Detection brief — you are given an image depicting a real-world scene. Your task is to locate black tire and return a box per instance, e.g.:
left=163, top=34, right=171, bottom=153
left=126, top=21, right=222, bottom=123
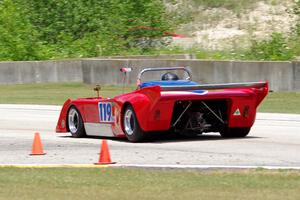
left=220, top=127, right=251, bottom=138
left=67, top=106, right=86, bottom=138
left=123, top=105, right=145, bottom=142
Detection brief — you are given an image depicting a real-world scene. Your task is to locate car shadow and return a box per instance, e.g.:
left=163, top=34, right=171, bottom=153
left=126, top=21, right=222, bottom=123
left=143, top=133, right=262, bottom=144
left=58, top=133, right=263, bottom=144
left=58, top=135, right=128, bottom=142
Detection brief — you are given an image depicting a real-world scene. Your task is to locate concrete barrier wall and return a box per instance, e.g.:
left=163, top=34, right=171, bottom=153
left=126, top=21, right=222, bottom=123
left=0, top=58, right=299, bottom=91
left=82, top=59, right=296, bottom=91
left=0, top=60, right=82, bottom=84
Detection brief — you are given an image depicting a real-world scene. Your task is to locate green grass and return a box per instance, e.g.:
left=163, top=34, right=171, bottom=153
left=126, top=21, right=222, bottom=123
left=0, top=167, right=299, bottom=200
left=258, top=92, right=300, bottom=114
left=0, top=82, right=135, bottom=105
left=0, top=82, right=299, bottom=114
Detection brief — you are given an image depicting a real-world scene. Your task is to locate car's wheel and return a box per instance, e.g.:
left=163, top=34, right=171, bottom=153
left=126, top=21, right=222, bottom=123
left=123, top=105, right=145, bottom=142
left=220, top=127, right=251, bottom=138
left=68, top=106, right=86, bottom=138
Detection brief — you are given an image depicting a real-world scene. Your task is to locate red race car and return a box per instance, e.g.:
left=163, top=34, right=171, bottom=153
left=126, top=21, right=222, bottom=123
left=56, top=67, right=268, bottom=142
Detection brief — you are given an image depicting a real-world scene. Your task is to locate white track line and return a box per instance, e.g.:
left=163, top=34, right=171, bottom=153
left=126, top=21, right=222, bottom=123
left=0, top=164, right=109, bottom=168
left=1, top=164, right=300, bottom=170
left=114, top=164, right=300, bottom=170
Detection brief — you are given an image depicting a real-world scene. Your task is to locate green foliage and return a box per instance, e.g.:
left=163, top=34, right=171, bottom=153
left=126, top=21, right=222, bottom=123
left=0, top=0, right=46, bottom=61
left=0, top=0, right=298, bottom=61
left=0, top=0, right=172, bottom=60
left=245, top=33, right=294, bottom=61
left=289, top=1, right=300, bottom=58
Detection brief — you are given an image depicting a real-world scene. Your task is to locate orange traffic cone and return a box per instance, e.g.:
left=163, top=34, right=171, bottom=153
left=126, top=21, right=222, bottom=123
left=95, top=140, right=116, bottom=165
left=30, top=132, right=46, bottom=155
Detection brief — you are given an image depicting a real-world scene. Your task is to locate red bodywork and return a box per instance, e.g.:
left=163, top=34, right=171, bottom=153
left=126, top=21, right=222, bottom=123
left=56, top=82, right=268, bottom=138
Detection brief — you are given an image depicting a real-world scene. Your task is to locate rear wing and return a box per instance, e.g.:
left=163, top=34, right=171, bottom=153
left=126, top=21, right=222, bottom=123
left=160, top=81, right=268, bottom=91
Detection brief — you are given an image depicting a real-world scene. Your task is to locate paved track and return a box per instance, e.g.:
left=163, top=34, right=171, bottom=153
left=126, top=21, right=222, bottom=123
left=0, top=104, right=299, bottom=168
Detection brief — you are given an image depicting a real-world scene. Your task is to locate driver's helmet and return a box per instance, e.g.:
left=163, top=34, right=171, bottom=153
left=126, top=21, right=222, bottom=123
left=161, top=72, right=179, bottom=81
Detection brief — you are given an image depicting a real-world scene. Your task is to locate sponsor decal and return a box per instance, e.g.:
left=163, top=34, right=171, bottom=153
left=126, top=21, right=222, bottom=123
left=192, top=90, right=208, bottom=95
left=98, top=102, right=114, bottom=122
left=233, top=108, right=241, bottom=116
left=161, top=90, right=208, bottom=95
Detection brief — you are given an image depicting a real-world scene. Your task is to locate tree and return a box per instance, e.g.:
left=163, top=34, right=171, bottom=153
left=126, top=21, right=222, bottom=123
left=0, top=0, right=45, bottom=60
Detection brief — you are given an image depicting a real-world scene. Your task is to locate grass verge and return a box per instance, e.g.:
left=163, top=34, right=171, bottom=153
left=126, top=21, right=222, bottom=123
left=0, top=82, right=299, bottom=114
left=258, top=92, right=300, bottom=114
left=0, top=82, right=135, bottom=105
left=0, top=167, right=299, bottom=200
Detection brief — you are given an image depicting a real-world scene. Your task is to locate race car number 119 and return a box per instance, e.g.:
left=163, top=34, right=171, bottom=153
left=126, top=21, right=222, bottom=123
left=99, top=102, right=114, bottom=123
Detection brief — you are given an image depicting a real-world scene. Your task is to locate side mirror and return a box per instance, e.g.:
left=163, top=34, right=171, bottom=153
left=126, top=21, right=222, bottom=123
left=120, top=67, right=132, bottom=73
left=120, top=67, right=133, bottom=93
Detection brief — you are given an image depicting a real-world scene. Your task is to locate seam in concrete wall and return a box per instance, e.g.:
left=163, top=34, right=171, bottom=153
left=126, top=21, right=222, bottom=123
left=293, top=61, right=300, bottom=91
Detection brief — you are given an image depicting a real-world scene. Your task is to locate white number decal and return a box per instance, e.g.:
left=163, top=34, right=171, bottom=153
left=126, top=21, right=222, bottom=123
left=99, top=102, right=114, bottom=122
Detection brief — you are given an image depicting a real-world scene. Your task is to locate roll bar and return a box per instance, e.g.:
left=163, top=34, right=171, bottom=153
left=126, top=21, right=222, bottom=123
left=137, top=67, right=192, bottom=84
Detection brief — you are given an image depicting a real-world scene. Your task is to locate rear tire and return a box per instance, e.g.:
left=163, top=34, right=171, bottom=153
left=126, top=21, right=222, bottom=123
left=220, top=127, right=251, bottom=138
left=123, top=105, right=145, bottom=142
left=67, top=106, right=86, bottom=138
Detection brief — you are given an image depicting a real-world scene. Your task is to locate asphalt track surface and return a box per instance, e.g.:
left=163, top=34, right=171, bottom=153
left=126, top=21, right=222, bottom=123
left=0, top=104, right=300, bottom=169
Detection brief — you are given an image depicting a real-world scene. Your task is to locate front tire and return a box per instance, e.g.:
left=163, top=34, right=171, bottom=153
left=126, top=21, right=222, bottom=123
left=68, top=106, right=86, bottom=138
left=123, top=105, right=145, bottom=142
left=220, top=127, right=251, bottom=138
